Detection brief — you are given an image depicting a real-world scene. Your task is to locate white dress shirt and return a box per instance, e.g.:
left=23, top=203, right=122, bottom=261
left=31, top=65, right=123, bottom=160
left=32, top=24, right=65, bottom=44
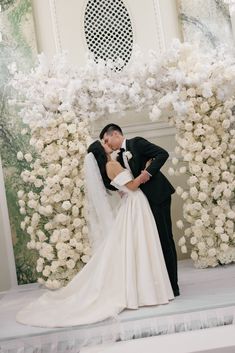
left=121, top=139, right=131, bottom=171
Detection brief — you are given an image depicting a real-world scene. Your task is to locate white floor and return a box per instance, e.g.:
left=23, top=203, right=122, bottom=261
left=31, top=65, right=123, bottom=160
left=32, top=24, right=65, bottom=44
left=1, top=260, right=235, bottom=351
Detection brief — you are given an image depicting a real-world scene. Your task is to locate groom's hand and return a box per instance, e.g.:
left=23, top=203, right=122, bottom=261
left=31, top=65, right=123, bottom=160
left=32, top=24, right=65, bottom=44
left=140, top=170, right=150, bottom=184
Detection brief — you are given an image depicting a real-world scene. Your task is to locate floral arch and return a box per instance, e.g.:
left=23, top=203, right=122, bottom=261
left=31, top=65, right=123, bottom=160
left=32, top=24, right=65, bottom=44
left=11, top=40, right=235, bottom=288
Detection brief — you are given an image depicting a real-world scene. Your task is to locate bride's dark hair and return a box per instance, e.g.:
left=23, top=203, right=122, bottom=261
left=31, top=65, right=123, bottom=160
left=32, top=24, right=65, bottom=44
left=87, top=140, right=116, bottom=191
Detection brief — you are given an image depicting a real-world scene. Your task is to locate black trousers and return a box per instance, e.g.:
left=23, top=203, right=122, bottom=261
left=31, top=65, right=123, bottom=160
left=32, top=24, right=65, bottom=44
left=149, top=196, right=179, bottom=293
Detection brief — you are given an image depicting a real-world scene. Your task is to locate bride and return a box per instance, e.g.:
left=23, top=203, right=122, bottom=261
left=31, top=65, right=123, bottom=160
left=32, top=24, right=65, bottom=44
left=16, top=140, right=174, bottom=328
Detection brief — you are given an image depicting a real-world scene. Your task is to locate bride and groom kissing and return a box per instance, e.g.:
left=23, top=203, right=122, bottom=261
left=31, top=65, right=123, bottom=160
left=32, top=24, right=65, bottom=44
left=16, top=123, right=179, bottom=328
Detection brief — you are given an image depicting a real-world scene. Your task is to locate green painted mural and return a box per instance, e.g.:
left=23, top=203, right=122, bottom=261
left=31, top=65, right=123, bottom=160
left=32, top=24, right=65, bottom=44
left=0, top=0, right=38, bottom=284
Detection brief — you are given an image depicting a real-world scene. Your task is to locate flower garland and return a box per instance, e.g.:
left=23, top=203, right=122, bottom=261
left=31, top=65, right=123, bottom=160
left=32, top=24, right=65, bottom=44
left=147, top=42, right=235, bottom=267
left=11, top=41, right=235, bottom=288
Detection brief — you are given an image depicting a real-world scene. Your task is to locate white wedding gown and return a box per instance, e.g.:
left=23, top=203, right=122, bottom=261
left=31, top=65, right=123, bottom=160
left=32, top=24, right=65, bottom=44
left=16, top=170, right=174, bottom=328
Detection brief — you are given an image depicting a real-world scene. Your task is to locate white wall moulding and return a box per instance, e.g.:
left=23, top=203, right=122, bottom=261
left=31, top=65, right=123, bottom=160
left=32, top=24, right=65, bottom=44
left=224, top=0, right=235, bottom=42
left=44, top=0, right=169, bottom=66
left=152, top=0, right=166, bottom=53
left=49, top=0, right=62, bottom=53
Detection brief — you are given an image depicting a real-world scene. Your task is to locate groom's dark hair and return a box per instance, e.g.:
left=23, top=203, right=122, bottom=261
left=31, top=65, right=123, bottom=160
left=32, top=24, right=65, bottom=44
left=99, top=123, right=123, bottom=140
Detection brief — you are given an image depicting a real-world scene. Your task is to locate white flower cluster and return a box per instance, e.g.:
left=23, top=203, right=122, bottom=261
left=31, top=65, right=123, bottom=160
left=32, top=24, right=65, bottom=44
left=17, top=113, right=93, bottom=289
left=10, top=52, right=153, bottom=128
left=146, top=41, right=235, bottom=268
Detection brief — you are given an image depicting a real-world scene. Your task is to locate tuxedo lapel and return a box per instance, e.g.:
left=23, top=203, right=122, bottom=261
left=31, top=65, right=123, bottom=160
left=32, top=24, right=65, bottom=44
left=126, top=139, right=137, bottom=176
left=117, top=151, right=125, bottom=168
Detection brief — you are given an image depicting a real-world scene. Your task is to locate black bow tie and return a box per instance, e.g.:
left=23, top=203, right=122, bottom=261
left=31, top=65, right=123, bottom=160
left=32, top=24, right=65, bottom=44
left=118, top=148, right=125, bottom=155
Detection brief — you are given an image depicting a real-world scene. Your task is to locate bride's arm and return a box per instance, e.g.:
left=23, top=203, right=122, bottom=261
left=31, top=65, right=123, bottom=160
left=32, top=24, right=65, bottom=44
left=106, top=161, right=143, bottom=191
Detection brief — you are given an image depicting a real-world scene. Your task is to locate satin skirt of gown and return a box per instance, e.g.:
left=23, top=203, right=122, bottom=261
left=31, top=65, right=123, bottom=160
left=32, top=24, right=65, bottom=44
left=16, top=170, right=174, bottom=327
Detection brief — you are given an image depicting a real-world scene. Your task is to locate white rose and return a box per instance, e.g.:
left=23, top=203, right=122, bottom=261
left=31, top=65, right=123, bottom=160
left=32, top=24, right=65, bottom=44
left=220, top=243, right=229, bottom=251
left=208, top=248, right=216, bottom=257
left=35, top=179, right=43, bottom=188
left=61, top=177, right=72, bottom=187
left=188, top=176, right=198, bottom=185
left=215, top=219, right=223, bottom=227
left=18, top=200, right=25, bottom=207
left=220, top=233, right=229, bottom=242
left=62, top=201, right=72, bottom=211
left=184, top=153, right=193, bottom=162
left=28, top=200, right=38, bottom=209
left=198, top=192, right=207, bottom=202
left=200, top=102, right=210, bottom=113
left=207, top=238, right=214, bottom=247
left=60, top=228, right=70, bottom=241
left=81, top=255, right=90, bottom=263
left=178, top=236, right=186, bottom=246
left=223, top=189, right=232, bottom=198
left=57, top=249, right=67, bottom=260
left=176, top=186, right=183, bottom=195
left=172, top=157, right=179, bottom=165
left=73, top=218, right=82, bottom=228
left=72, top=206, right=79, bottom=217
left=187, top=88, right=196, bottom=97
left=42, top=267, right=51, bottom=277
left=226, top=220, right=234, bottom=229
left=222, top=119, right=230, bottom=129
left=168, top=167, right=175, bottom=176
left=66, top=259, right=75, bottom=269
left=82, top=225, right=88, bottom=235
left=190, top=236, right=197, bottom=245
left=55, top=214, right=68, bottom=223
left=227, top=211, right=235, bottom=219
left=20, top=221, right=26, bottom=230
left=17, top=190, right=24, bottom=198
left=215, top=226, right=224, bottom=234
left=198, top=241, right=206, bottom=250
left=58, top=149, right=67, bottom=158
left=191, top=251, right=198, bottom=261
left=200, top=180, right=208, bottom=190
left=181, top=192, right=189, bottom=200
left=176, top=220, right=184, bottom=229
left=68, top=124, right=77, bottom=134
left=76, top=243, right=84, bottom=252
left=181, top=245, right=187, bottom=253
left=179, top=166, right=187, bottom=174
left=24, top=153, right=33, bottom=162
left=190, top=187, right=198, bottom=199
left=17, top=151, right=24, bottom=160
left=45, top=205, right=53, bottom=215
left=201, top=214, right=210, bottom=223
left=150, top=106, right=161, bottom=122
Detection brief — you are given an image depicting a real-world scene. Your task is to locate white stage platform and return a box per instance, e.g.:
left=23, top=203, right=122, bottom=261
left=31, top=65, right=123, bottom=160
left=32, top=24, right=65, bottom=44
left=81, top=325, right=235, bottom=353
left=0, top=260, right=235, bottom=353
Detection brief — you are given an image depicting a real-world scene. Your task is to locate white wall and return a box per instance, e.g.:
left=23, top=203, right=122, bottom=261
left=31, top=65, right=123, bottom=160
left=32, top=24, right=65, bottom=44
left=0, top=0, right=186, bottom=291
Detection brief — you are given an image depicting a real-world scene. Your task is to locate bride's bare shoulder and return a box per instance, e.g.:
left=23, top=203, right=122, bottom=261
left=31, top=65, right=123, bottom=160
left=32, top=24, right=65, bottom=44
left=106, top=160, right=124, bottom=180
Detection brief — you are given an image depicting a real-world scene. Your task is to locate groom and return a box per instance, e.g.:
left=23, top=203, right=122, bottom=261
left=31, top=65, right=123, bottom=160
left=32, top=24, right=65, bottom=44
left=100, top=123, right=179, bottom=297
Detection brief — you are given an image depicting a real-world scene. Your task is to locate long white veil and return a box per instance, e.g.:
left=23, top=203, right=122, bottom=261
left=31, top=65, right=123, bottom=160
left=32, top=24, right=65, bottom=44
left=84, top=152, right=115, bottom=253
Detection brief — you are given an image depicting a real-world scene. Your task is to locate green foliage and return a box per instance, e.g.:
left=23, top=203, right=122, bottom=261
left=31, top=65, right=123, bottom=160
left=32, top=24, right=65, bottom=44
left=0, top=0, right=38, bottom=284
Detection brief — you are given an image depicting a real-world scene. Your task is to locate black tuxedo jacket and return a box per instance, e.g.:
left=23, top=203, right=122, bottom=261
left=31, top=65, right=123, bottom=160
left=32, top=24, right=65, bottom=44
left=117, top=137, right=175, bottom=206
